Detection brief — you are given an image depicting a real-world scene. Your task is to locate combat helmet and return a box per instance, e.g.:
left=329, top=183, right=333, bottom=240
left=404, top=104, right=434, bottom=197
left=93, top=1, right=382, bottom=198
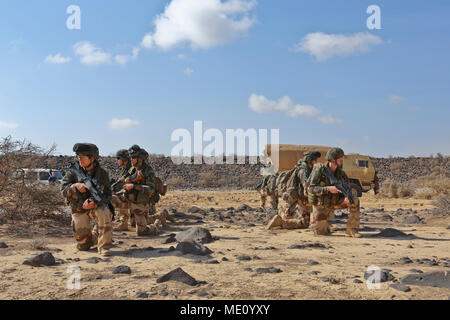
left=116, top=149, right=130, bottom=160
left=325, top=148, right=344, bottom=161
left=128, top=145, right=149, bottom=159
left=302, top=151, right=321, bottom=163
left=73, top=143, right=99, bottom=161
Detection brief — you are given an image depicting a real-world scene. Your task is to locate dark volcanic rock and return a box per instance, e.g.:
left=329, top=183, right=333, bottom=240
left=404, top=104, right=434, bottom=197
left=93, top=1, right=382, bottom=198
left=389, top=284, right=411, bottom=292
left=136, top=292, right=149, bottom=298
left=23, top=252, right=56, bottom=267
left=112, top=265, right=131, bottom=274
left=402, top=215, right=422, bottom=224
left=400, top=257, right=413, bottom=264
left=205, top=259, right=219, bottom=264
left=371, top=228, right=415, bottom=238
left=157, top=267, right=198, bottom=286
left=158, top=246, right=176, bottom=253
left=0, top=242, right=8, bottom=248
left=288, top=242, right=331, bottom=250
left=255, top=267, right=282, bottom=274
left=364, top=269, right=395, bottom=283
left=188, top=206, right=201, bottom=213
left=176, top=241, right=213, bottom=256
left=237, top=255, right=252, bottom=261
left=307, top=260, right=320, bottom=266
left=86, top=257, right=102, bottom=264
left=175, top=227, right=213, bottom=244
left=400, top=271, right=450, bottom=289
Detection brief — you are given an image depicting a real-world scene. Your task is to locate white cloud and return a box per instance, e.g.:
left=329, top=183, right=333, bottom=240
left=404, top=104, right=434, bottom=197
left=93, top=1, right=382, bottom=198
left=174, top=53, right=187, bottom=60
left=141, top=0, right=257, bottom=50
left=115, top=47, right=140, bottom=65
left=45, top=53, right=71, bottom=64
left=249, top=94, right=340, bottom=124
left=317, top=115, right=343, bottom=124
left=387, top=94, right=404, bottom=104
left=0, top=121, right=18, bottom=129
left=295, top=32, right=383, bottom=61
left=108, top=118, right=141, bottom=129
left=74, top=41, right=111, bottom=66
left=184, top=67, right=194, bottom=75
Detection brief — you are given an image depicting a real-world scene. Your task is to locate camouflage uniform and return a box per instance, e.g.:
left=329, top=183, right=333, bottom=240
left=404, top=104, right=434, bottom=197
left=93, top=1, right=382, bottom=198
left=268, top=152, right=320, bottom=230
left=307, top=148, right=361, bottom=237
left=61, top=144, right=113, bottom=256
left=111, top=146, right=161, bottom=236
left=113, top=150, right=133, bottom=231
left=259, top=174, right=279, bottom=209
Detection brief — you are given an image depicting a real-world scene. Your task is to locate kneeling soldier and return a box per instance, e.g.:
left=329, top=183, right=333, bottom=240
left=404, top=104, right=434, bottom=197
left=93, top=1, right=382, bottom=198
left=307, top=148, right=362, bottom=238
left=61, top=143, right=114, bottom=256
left=112, top=145, right=162, bottom=236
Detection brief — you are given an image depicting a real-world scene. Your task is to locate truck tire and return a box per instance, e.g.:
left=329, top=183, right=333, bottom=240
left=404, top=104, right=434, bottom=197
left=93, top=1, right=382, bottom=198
left=349, top=183, right=362, bottom=198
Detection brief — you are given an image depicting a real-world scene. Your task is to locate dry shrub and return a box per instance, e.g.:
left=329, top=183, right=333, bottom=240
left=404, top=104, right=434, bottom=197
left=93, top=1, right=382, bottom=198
left=199, top=172, right=215, bottom=187
left=432, top=195, right=450, bottom=214
left=390, top=162, right=403, bottom=172
left=0, top=136, right=58, bottom=220
left=166, top=176, right=184, bottom=188
left=30, top=239, right=48, bottom=250
left=411, top=174, right=450, bottom=199
left=379, top=179, right=412, bottom=198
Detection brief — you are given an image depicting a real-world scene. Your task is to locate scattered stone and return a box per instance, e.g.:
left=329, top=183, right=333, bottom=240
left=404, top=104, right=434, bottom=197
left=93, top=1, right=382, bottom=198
left=86, top=257, right=101, bottom=264
left=73, top=258, right=80, bottom=262
left=402, top=215, right=422, bottom=224
left=236, top=204, right=251, bottom=212
left=244, top=267, right=253, bottom=272
left=112, top=265, right=131, bottom=275
left=364, top=269, right=395, bottom=283
left=23, top=252, right=56, bottom=267
left=205, top=259, right=219, bottom=264
left=289, top=242, right=331, bottom=250
left=409, top=269, right=424, bottom=274
left=407, top=244, right=414, bottom=249
left=144, top=246, right=155, bottom=251
left=159, top=290, right=169, bottom=296
left=136, top=292, right=148, bottom=299
left=353, top=279, right=363, bottom=284
left=389, top=284, right=411, bottom=292
left=307, top=260, right=320, bottom=266
left=158, top=246, right=176, bottom=253
left=162, top=235, right=177, bottom=244
left=176, top=241, right=212, bottom=256
left=0, top=242, right=8, bottom=248
left=309, top=271, right=320, bottom=275
left=400, top=257, right=413, bottom=264
left=197, top=289, right=208, bottom=297
left=372, top=228, right=415, bottom=238
left=175, top=227, right=213, bottom=244
left=237, top=255, right=252, bottom=261
left=221, top=257, right=229, bottom=261
left=130, top=244, right=138, bottom=248
left=321, top=277, right=330, bottom=282
left=255, top=267, right=282, bottom=274
left=156, top=267, right=198, bottom=286
left=188, top=206, right=201, bottom=213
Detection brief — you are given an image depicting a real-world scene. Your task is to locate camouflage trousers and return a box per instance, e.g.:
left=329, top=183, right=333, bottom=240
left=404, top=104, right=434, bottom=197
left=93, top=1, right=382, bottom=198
left=310, top=197, right=360, bottom=235
left=112, top=195, right=161, bottom=236
left=277, top=195, right=310, bottom=229
left=260, top=190, right=278, bottom=209
left=71, top=206, right=112, bottom=254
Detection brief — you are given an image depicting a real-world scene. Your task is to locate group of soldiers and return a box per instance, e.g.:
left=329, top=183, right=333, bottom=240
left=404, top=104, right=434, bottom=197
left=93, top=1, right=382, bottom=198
left=260, top=148, right=362, bottom=238
left=61, top=143, right=170, bottom=257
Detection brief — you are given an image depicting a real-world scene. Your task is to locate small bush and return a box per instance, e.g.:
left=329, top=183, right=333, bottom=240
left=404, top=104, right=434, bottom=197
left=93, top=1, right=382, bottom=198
left=390, top=162, right=403, bottom=172
left=199, top=172, right=215, bottom=187
left=166, top=176, right=184, bottom=188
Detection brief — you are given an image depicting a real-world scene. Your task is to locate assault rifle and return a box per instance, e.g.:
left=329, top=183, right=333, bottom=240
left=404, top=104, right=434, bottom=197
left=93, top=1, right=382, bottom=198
left=69, top=162, right=116, bottom=220
left=322, top=165, right=355, bottom=204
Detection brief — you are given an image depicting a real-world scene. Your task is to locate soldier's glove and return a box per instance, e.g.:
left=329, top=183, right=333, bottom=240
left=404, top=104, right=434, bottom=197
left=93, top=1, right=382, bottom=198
left=83, top=198, right=96, bottom=210
left=73, top=183, right=90, bottom=193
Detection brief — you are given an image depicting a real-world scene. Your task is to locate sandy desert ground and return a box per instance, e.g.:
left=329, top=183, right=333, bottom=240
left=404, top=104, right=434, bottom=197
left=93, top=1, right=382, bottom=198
left=0, top=190, right=449, bottom=300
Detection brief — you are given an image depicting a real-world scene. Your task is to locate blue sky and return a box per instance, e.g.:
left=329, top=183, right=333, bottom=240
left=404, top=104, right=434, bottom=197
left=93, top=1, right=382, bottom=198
left=0, top=0, right=449, bottom=157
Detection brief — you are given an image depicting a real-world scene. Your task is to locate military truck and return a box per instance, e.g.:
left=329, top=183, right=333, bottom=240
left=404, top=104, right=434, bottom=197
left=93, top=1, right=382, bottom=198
left=264, top=144, right=379, bottom=196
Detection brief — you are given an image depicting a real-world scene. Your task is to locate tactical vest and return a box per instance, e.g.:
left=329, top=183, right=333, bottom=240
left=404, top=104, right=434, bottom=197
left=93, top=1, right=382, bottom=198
left=307, top=163, right=346, bottom=208
left=126, top=163, right=155, bottom=204
left=297, top=161, right=311, bottom=198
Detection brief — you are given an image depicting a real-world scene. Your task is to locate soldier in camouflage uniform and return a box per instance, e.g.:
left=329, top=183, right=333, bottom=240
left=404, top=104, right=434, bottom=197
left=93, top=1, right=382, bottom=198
left=307, top=148, right=362, bottom=238
left=113, top=149, right=133, bottom=231
left=61, top=143, right=113, bottom=256
left=267, top=151, right=321, bottom=230
left=111, top=145, right=162, bottom=236
left=259, top=173, right=279, bottom=209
